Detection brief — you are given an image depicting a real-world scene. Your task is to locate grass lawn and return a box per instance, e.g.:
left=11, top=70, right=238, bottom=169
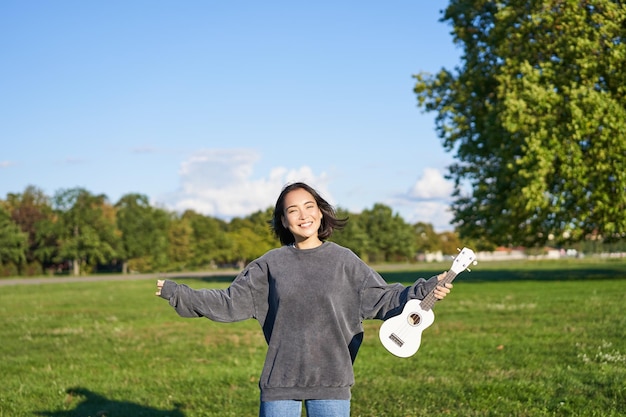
left=0, top=258, right=624, bottom=416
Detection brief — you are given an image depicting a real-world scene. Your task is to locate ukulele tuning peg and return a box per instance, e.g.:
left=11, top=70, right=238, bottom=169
left=467, top=267, right=472, bottom=272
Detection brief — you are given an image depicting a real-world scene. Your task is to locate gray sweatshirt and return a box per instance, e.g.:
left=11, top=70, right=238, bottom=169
left=159, top=241, right=439, bottom=401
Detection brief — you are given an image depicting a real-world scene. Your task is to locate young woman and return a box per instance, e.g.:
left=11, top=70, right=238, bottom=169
left=155, top=182, right=452, bottom=417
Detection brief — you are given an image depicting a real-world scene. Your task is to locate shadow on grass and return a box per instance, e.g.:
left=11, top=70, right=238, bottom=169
left=177, top=266, right=626, bottom=283
left=169, top=262, right=626, bottom=285
left=35, top=387, right=185, bottom=417
left=379, top=265, right=626, bottom=284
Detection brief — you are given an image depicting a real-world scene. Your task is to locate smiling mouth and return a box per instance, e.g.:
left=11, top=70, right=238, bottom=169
left=300, top=221, right=313, bottom=228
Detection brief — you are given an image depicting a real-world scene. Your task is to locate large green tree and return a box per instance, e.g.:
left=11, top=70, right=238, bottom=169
left=415, top=0, right=626, bottom=246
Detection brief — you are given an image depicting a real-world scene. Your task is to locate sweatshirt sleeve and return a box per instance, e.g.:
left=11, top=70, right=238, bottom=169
left=158, top=269, right=260, bottom=322
left=360, top=270, right=439, bottom=321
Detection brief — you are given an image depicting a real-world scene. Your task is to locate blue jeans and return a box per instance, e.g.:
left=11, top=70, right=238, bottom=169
left=260, top=399, right=350, bottom=417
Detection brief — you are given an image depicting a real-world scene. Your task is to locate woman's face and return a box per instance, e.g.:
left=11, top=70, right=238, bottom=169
left=281, top=187, right=323, bottom=247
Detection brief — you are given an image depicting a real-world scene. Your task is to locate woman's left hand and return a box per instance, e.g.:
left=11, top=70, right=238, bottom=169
left=434, top=271, right=452, bottom=300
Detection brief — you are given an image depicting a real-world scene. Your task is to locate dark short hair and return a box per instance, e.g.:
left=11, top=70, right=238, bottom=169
left=271, top=182, right=348, bottom=245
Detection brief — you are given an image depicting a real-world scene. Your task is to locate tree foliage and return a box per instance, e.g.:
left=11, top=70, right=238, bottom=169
left=331, top=209, right=370, bottom=258
left=413, top=222, right=441, bottom=253
left=3, top=186, right=54, bottom=273
left=229, top=208, right=278, bottom=266
left=0, top=185, right=463, bottom=277
left=116, top=194, right=157, bottom=271
left=52, top=188, right=120, bottom=275
left=415, top=0, right=626, bottom=246
left=359, top=204, right=416, bottom=262
left=0, top=205, right=28, bottom=271
left=182, top=209, right=230, bottom=267
left=167, top=216, right=194, bottom=270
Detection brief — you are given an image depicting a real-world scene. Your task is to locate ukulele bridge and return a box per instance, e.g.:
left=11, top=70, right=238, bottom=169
left=388, top=333, right=404, bottom=347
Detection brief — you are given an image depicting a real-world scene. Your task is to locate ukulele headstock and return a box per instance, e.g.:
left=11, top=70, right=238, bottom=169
left=450, top=247, right=477, bottom=274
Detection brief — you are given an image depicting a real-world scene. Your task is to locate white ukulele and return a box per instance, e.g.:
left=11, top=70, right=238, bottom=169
left=379, top=247, right=477, bottom=358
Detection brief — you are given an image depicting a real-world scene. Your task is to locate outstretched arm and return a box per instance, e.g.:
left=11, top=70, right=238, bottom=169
left=154, top=277, right=257, bottom=321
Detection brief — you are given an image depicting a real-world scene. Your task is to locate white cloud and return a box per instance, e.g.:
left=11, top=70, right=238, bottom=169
left=387, top=167, right=456, bottom=232
left=403, top=201, right=454, bottom=232
left=0, top=161, right=15, bottom=168
left=159, top=149, right=332, bottom=218
left=156, top=155, right=457, bottom=231
left=408, top=167, right=454, bottom=200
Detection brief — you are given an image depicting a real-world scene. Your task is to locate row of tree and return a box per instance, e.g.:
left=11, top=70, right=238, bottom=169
left=0, top=186, right=463, bottom=277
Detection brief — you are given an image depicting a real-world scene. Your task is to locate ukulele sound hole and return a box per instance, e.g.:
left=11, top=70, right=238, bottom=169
left=407, top=313, right=421, bottom=326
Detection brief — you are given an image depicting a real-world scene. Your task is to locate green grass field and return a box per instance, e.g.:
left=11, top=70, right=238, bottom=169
left=1, top=259, right=625, bottom=416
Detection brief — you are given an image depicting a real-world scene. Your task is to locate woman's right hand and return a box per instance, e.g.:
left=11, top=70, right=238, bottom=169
left=155, top=279, right=165, bottom=296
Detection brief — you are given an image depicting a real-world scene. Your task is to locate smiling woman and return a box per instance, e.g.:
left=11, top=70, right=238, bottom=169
left=155, top=181, right=452, bottom=417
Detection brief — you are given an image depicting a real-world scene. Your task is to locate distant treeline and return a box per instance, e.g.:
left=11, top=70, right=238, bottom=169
left=0, top=185, right=464, bottom=277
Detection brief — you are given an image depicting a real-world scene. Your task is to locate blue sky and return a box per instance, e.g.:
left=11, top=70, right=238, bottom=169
left=1, top=1, right=462, bottom=231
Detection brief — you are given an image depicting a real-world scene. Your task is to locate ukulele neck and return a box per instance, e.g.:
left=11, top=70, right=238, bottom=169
left=420, top=270, right=458, bottom=311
